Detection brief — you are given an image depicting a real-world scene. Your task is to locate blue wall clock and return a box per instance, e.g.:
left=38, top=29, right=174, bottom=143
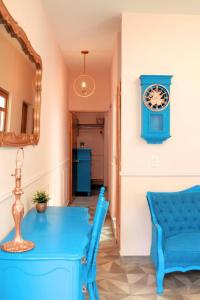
left=140, top=75, right=173, bottom=144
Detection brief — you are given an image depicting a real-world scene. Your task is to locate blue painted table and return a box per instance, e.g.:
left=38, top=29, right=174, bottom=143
left=0, top=207, right=91, bottom=300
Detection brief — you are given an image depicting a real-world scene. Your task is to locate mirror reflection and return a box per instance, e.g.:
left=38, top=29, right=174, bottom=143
left=0, top=25, right=37, bottom=135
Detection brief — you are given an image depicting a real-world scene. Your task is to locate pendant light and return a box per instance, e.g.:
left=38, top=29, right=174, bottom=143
left=73, top=50, right=95, bottom=98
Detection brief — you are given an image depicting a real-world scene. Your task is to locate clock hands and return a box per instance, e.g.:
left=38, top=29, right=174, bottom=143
left=143, top=85, right=169, bottom=111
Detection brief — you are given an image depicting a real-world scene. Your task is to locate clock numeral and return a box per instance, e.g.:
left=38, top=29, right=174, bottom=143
left=143, top=84, right=170, bottom=111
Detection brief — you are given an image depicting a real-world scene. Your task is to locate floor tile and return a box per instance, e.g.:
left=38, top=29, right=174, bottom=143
left=71, top=192, right=200, bottom=299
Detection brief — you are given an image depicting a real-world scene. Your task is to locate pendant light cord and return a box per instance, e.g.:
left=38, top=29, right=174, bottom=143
left=83, top=53, right=86, bottom=74
left=81, top=50, right=89, bottom=74
left=73, top=50, right=95, bottom=97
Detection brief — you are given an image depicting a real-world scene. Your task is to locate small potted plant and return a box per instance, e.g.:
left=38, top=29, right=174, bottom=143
left=33, top=190, right=50, bottom=213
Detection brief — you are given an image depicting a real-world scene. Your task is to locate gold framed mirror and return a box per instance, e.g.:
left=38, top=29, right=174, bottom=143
left=0, top=0, right=42, bottom=147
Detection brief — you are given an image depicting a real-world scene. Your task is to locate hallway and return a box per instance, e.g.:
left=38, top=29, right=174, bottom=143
left=71, top=194, right=200, bottom=300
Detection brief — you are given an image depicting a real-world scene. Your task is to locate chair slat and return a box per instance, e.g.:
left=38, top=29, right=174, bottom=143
left=86, top=187, right=109, bottom=299
left=87, top=198, right=109, bottom=276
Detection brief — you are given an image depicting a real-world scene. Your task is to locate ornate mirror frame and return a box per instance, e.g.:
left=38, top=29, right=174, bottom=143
left=0, top=0, right=42, bottom=147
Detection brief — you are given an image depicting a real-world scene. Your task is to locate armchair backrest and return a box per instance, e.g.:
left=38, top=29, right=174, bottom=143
left=87, top=194, right=109, bottom=278
left=147, top=186, right=200, bottom=237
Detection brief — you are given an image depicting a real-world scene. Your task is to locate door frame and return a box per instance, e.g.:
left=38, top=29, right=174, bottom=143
left=67, top=111, right=78, bottom=203
left=115, top=81, right=121, bottom=246
left=68, top=110, right=109, bottom=201
left=67, top=111, right=73, bottom=203
left=67, top=100, right=121, bottom=245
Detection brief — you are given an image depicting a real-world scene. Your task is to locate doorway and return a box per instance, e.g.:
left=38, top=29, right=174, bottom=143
left=67, top=87, right=121, bottom=249
left=69, top=111, right=108, bottom=200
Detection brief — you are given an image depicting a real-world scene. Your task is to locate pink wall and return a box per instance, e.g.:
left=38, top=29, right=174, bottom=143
left=69, top=68, right=110, bottom=112
left=0, top=0, right=69, bottom=240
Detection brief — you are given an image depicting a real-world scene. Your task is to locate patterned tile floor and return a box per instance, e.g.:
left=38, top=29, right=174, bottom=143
left=71, top=193, right=200, bottom=300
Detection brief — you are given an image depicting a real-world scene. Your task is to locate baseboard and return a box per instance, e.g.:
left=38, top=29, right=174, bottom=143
left=65, top=199, right=70, bottom=206
left=92, top=179, right=104, bottom=186
left=111, top=216, right=117, bottom=240
left=119, top=254, right=151, bottom=259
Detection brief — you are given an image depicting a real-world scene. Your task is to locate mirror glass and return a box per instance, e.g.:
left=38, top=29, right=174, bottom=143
left=0, top=25, right=37, bottom=135
left=0, top=0, right=42, bottom=147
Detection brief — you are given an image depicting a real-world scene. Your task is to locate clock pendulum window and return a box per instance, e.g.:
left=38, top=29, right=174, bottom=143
left=140, top=75, right=173, bottom=144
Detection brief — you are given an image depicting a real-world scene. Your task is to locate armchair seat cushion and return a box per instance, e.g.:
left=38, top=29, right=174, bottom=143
left=165, top=232, right=200, bottom=268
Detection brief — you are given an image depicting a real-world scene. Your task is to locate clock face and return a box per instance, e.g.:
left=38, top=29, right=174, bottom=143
left=143, top=84, right=170, bottom=111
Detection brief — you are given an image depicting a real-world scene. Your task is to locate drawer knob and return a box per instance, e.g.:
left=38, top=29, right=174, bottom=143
left=82, top=285, right=87, bottom=294
left=81, top=256, right=87, bottom=264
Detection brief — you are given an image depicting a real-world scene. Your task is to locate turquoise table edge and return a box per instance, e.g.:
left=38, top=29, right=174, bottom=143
left=0, top=206, right=92, bottom=300
left=0, top=206, right=92, bottom=261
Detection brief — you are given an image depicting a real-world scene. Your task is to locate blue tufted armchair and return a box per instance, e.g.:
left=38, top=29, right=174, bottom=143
left=147, top=185, right=200, bottom=294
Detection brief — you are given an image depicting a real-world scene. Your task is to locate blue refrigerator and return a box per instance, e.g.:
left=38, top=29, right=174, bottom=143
left=73, top=148, right=92, bottom=195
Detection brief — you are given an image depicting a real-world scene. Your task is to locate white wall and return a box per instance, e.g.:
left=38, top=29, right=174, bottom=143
left=121, top=13, right=200, bottom=255
left=0, top=0, right=69, bottom=240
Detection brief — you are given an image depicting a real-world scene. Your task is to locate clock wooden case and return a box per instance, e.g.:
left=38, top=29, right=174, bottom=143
left=140, top=75, right=173, bottom=144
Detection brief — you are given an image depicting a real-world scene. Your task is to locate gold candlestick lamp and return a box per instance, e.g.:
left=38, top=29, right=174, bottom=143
left=1, top=148, right=35, bottom=253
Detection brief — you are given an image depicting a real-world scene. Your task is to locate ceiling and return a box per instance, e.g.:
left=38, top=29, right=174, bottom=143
left=42, top=0, right=200, bottom=70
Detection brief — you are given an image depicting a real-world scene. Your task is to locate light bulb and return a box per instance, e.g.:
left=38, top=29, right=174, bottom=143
left=81, top=81, right=86, bottom=88
left=81, top=81, right=87, bottom=95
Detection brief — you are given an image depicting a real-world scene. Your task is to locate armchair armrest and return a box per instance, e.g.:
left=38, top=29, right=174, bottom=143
left=151, top=222, right=165, bottom=271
